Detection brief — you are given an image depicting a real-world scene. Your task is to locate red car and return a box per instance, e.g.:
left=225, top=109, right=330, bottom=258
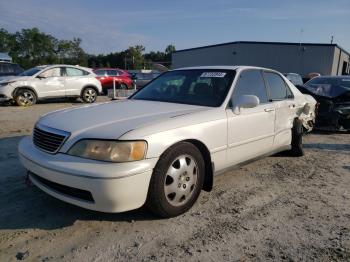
left=93, top=68, right=133, bottom=94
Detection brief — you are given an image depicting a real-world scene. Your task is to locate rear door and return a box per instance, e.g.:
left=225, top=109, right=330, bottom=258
left=226, top=69, right=275, bottom=165
left=63, top=67, right=90, bottom=96
left=263, top=71, right=296, bottom=149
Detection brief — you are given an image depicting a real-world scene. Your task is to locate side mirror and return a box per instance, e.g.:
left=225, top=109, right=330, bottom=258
left=36, top=75, right=46, bottom=80
left=232, top=95, right=260, bottom=114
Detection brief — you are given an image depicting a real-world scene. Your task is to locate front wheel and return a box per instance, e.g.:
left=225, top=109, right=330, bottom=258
left=81, top=87, right=97, bottom=103
left=146, top=142, right=205, bottom=218
left=14, top=89, right=37, bottom=106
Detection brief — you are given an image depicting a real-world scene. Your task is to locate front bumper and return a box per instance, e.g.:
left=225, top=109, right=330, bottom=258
left=18, top=136, right=158, bottom=213
left=0, top=84, right=14, bottom=101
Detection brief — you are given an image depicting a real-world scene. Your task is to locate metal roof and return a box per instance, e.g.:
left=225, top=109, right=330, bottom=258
left=174, top=41, right=350, bottom=56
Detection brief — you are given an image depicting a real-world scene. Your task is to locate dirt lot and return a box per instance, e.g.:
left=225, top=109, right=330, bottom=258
left=0, top=98, right=349, bottom=261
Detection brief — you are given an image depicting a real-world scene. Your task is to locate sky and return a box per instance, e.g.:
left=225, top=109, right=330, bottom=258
left=1, top=0, right=349, bottom=54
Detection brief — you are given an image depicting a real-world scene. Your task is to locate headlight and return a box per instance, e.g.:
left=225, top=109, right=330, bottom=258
left=68, top=140, right=147, bottom=162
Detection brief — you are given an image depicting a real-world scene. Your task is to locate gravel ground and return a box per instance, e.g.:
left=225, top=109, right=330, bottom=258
left=0, top=98, right=349, bottom=261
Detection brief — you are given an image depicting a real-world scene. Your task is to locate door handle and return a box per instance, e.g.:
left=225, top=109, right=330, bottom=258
left=289, top=104, right=296, bottom=108
left=264, top=108, right=275, bottom=112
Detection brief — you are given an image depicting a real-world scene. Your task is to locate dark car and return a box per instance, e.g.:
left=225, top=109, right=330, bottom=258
left=130, top=71, right=160, bottom=89
left=296, top=76, right=350, bottom=131
left=0, top=62, right=24, bottom=80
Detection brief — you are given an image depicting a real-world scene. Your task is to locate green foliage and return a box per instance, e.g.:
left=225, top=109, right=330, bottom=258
left=0, top=27, right=87, bottom=68
left=1, top=27, right=174, bottom=70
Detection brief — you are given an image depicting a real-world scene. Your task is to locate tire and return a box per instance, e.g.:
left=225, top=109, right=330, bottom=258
left=81, top=87, right=97, bottom=103
left=289, top=118, right=304, bottom=157
left=14, top=89, right=37, bottom=106
left=146, top=142, right=205, bottom=218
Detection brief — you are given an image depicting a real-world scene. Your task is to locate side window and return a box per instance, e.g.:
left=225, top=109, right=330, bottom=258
left=39, top=67, right=62, bottom=78
left=232, top=70, right=268, bottom=106
left=65, top=67, right=87, bottom=76
left=107, top=70, right=118, bottom=76
left=264, top=72, right=293, bottom=100
left=94, top=70, right=106, bottom=76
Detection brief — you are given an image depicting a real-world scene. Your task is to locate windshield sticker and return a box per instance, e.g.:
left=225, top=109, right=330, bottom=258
left=200, top=72, right=226, bottom=78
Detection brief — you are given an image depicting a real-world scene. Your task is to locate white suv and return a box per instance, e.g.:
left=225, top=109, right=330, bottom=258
left=0, top=64, right=102, bottom=106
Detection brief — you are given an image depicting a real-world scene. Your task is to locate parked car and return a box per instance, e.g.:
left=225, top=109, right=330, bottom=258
left=0, top=65, right=102, bottom=106
left=19, top=66, right=315, bottom=218
left=130, top=71, right=160, bottom=89
left=283, top=73, right=304, bottom=86
left=0, top=61, right=24, bottom=81
left=93, top=68, right=132, bottom=94
left=296, top=76, right=350, bottom=131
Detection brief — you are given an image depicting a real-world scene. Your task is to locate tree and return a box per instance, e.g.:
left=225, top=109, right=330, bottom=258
left=125, top=45, right=145, bottom=70
left=165, top=44, right=176, bottom=55
left=165, top=44, right=176, bottom=62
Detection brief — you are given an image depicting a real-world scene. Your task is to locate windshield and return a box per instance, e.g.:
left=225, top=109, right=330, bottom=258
left=130, top=69, right=235, bottom=107
left=305, top=77, right=350, bottom=98
left=19, top=67, right=43, bottom=76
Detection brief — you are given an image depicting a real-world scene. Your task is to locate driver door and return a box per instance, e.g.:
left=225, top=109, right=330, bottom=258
left=226, top=69, right=275, bottom=165
left=35, top=67, right=65, bottom=98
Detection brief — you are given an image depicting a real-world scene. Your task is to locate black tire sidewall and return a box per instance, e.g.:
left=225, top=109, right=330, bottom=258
left=147, top=142, right=205, bottom=218
left=291, top=119, right=304, bottom=156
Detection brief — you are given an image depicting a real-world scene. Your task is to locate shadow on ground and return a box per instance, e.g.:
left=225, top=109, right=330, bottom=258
left=0, top=135, right=158, bottom=232
left=303, top=143, right=350, bottom=152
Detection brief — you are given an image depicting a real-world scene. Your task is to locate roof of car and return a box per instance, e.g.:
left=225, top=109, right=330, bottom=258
left=174, top=65, right=275, bottom=71
left=313, top=75, right=350, bottom=79
left=93, top=68, right=124, bottom=70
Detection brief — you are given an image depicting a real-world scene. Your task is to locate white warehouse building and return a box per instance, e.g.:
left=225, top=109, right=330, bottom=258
left=172, top=41, right=350, bottom=77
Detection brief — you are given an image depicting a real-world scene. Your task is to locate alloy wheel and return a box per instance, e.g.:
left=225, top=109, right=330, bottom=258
left=18, top=91, right=35, bottom=106
left=84, top=89, right=96, bottom=102
left=164, top=154, right=198, bottom=207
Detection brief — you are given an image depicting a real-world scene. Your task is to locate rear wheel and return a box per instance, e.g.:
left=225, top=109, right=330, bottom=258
left=14, top=89, right=37, bottom=106
left=81, top=87, right=97, bottom=103
left=146, top=142, right=205, bottom=218
left=289, top=118, right=304, bottom=156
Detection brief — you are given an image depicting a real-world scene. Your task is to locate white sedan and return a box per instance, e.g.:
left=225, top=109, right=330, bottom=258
left=18, top=66, right=316, bottom=217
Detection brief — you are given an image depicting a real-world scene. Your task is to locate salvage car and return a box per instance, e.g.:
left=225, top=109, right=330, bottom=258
left=296, top=76, right=350, bottom=131
left=19, top=66, right=316, bottom=218
left=0, top=65, right=102, bottom=106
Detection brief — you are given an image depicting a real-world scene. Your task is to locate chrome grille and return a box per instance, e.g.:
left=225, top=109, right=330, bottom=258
left=33, top=125, right=69, bottom=153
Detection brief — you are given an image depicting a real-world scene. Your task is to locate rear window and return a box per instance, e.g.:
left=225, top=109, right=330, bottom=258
left=305, top=77, right=350, bottom=97
left=65, top=67, right=89, bottom=76
left=265, top=72, right=293, bottom=100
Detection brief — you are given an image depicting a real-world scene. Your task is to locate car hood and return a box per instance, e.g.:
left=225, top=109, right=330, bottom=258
left=38, top=99, right=207, bottom=140
left=0, top=76, right=32, bottom=83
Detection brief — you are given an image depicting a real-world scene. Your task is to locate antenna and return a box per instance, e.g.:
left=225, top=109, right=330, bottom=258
left=299, top=28, right=304, bottom=47
left=331, top=35, right=334, bottom=44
